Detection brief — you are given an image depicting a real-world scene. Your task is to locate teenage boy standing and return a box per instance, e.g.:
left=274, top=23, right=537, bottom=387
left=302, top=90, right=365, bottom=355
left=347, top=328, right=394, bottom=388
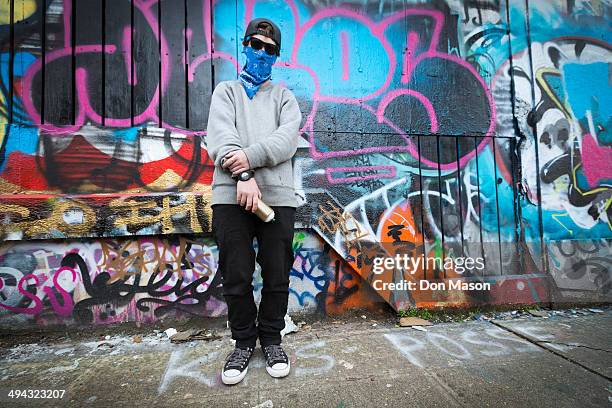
left=206, top=18, right=302, bottom=385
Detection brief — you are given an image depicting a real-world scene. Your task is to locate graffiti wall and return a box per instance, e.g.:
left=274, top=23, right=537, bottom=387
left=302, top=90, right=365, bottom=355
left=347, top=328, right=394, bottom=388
left=0, top=231, right=382, bottom=327
left=0, top=0, right=610, bottom=327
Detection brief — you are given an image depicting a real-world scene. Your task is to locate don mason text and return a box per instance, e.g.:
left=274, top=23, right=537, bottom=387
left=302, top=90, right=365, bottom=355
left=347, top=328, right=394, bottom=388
left=373, top=279, right=491, bottom=291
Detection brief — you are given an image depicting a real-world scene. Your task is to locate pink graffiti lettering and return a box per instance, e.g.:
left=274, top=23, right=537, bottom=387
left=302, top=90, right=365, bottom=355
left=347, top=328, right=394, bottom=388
left=0, top=274, right=43, bottom=315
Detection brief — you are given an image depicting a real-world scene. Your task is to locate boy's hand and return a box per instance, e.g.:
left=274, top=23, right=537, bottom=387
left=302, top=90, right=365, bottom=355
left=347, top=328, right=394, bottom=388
left=237, top=178, right=261, bottom=212
left=222, top=150, right=251, bottom=175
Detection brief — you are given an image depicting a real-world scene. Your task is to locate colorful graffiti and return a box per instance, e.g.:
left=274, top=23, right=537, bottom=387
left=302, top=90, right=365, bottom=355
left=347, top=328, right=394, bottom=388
left=0, top=231, right=384, bottom=327
left=0, top=0, right=610, bottom=322
left=0, top=235, right=225, bottom=326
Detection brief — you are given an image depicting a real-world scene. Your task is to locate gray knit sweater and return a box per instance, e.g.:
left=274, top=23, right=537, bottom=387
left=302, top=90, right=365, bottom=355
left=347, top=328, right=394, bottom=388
left=205, top=80, right=302, bottom=207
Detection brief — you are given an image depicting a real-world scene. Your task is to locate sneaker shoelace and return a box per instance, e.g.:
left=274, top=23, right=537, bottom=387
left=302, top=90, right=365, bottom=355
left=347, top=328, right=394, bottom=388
left=263, top=344, right=288, bottom=365
left=225, top=347, right=252, bottom=370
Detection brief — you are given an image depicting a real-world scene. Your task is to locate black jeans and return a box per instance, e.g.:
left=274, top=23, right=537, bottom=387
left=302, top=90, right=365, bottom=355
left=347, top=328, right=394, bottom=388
left=211, top=204, right=296, bottom=348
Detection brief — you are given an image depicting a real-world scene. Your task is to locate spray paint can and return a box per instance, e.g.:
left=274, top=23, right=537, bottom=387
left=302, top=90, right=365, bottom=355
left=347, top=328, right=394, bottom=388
left=220, top=157, right=274, bottom=222
left=254, top=199, right=275, bottom=222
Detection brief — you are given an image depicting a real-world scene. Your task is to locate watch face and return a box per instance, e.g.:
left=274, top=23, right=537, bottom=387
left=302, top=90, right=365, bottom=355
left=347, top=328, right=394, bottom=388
left=240, top=171, right=250, bottom=181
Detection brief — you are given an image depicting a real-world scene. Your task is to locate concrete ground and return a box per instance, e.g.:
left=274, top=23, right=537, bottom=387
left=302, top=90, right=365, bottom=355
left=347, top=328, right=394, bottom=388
left=0, top=309, right=611, bottom=408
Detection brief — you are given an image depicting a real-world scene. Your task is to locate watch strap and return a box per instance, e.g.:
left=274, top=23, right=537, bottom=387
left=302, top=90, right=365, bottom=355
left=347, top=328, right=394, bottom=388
left=232, top=169, right=255, bottom=181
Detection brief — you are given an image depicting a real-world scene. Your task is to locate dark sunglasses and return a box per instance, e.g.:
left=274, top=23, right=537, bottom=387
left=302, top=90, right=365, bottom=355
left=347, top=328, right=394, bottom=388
left=247, top=37, right=278, bottom=56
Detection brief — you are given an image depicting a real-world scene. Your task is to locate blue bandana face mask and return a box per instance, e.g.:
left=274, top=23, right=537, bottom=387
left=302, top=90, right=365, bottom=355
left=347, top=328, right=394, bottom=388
left=238, top=41, right=278, bottom=99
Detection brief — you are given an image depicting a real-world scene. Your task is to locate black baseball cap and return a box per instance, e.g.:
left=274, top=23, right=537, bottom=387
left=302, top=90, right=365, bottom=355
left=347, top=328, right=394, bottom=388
left=242, top=18, right=281, bottom=55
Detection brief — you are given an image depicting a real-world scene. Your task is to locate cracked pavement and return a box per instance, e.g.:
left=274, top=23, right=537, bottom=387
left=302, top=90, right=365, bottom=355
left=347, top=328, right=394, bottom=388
left=0, top=309, right=611, bottom=407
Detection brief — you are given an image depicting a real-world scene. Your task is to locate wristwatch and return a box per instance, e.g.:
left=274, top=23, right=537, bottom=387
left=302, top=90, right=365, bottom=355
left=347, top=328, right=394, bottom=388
left=232, top=169, right=255, bottom=182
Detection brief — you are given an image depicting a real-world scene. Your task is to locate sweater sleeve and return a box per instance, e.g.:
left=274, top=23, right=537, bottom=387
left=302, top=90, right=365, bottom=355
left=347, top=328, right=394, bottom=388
left=205, top=82, right=243, bottom=167
left=242, top=89, right=302, bottom=168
